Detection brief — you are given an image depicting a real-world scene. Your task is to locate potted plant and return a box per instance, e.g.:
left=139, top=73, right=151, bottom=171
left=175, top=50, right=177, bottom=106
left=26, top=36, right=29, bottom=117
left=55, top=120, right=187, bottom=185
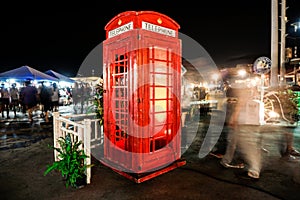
left=44, top=133, right=93, bottom=188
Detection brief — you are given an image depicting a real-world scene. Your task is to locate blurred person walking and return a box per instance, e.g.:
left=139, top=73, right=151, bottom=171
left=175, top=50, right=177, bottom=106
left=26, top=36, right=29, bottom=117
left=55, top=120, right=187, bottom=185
left=39, top=82, right=52, bottom=122
left=0, top=83, right=11, bottom=119
left=281, top=130, right=300, bottom=161
left=9, top=83, right=19, bottom=119
left=80, top=83, right=92, bottom=113
left=72, top=82, right=82, bottom=114
left=20, top=80, right=38, bottom=123
left=220, top=83, right=262, bottom=179
left=19, top=83, right=27, bottom=114
left=51, top=82, right=59, bottom=112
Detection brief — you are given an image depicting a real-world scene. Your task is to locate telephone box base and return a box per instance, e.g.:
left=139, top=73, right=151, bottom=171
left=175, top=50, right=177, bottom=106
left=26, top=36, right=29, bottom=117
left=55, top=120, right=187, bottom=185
left=101, top=158, right=186, bottom=183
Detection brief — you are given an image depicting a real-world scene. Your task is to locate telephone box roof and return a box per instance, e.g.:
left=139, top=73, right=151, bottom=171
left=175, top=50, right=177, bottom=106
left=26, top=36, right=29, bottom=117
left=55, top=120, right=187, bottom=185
left=105, top=10, right=180, bottom=37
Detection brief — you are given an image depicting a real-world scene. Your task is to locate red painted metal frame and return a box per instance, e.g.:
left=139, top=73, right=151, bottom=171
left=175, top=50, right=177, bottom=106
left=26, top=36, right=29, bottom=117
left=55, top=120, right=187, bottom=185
left=103, top=11, right=183, bottom=182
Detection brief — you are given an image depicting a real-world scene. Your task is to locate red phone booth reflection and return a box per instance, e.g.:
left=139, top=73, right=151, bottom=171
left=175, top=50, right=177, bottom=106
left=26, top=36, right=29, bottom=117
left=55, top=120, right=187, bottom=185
left=102, top=11, right=185, bottom=183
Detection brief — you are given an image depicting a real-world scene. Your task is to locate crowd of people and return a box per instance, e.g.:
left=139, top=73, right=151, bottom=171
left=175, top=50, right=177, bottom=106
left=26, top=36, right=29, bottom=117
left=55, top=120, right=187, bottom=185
left=0, top=80, right=94, bottom=122
left=207, top=81, right=300, bottom=179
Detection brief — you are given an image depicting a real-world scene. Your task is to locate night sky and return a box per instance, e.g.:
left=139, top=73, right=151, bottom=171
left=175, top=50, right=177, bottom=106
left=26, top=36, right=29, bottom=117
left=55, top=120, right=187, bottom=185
left=0, top=0, right=299, bottom=77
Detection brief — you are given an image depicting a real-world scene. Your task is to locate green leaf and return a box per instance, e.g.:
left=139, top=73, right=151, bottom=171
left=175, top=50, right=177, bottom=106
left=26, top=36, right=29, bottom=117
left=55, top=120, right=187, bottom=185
left=44, top=133, right=93, bottom=188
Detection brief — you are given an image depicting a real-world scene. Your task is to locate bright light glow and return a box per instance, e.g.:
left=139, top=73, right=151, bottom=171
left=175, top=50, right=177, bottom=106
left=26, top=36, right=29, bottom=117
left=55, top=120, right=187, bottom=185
left=15, top=82, right=21, bottom=88
left=254, top=76, right=260, bottom=82
left=58, top=81, right=72, bottom=88
left=44, top=82, right=51, bottom=87
left=0, top=82, right=8, bottom=88
left=268, top=111, right=279, bottom=119
left=238, top=69, right=247, bottom=77
left=8, top=79, right=16, bottom=84
left=212, top=73, right=219, bottom=81
left=164, top=129, right=172, bottom=135
left=250, top=79, right=257, bottom=86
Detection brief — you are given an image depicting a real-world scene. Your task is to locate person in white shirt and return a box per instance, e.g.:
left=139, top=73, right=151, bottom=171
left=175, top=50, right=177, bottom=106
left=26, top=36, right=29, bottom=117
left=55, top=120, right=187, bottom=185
left=51, top=82, right=59, bottom=112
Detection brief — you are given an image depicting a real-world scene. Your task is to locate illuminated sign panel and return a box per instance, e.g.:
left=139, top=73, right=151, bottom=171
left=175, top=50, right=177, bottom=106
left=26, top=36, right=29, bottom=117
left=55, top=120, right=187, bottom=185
left=108, top=22, right=133, bottom=38
left=142, top=21, right=176, bottom=37
left=108, top=21, right=176, bottom=38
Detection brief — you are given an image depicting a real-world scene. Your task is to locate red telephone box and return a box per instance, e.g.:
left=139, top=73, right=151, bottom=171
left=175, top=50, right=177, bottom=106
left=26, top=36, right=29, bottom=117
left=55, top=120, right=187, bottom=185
left=102, top=11, right=185, bottom=183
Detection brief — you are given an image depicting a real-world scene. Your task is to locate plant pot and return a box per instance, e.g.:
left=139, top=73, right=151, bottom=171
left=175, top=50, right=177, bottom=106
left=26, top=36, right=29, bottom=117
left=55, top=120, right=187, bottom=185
left=75, top=174, right=87, bottom=189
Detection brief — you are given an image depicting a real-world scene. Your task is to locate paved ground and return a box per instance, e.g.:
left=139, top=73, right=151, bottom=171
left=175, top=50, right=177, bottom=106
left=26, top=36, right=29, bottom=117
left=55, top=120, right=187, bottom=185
left=1, top=107, right=300, bottom=200
left=0, top=105, right=72, bottom=150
